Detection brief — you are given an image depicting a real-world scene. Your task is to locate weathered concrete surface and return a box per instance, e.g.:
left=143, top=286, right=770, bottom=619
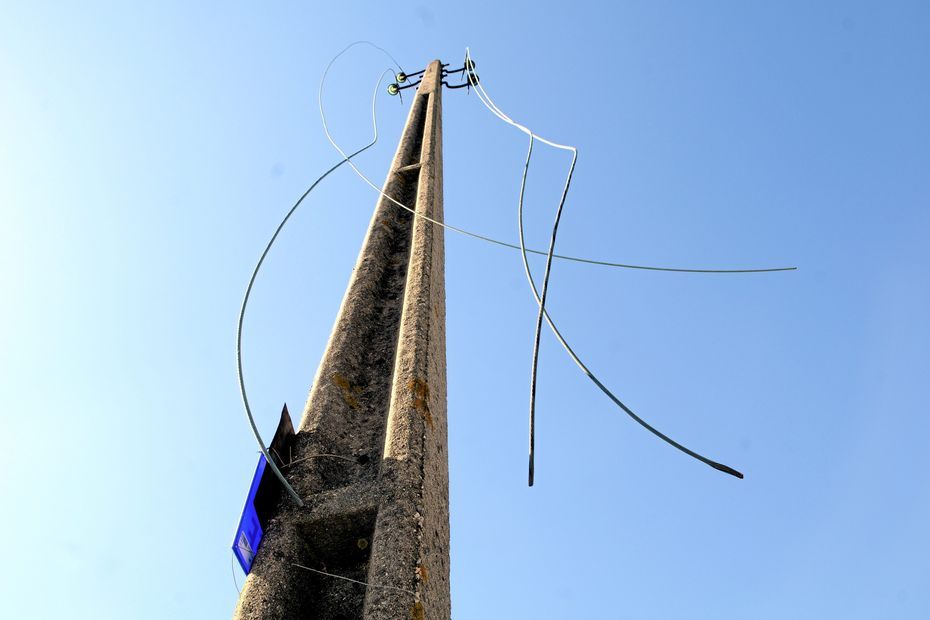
left=363, top=60, right=448, bottom=620
left=233, top=60, right=449, bottom=620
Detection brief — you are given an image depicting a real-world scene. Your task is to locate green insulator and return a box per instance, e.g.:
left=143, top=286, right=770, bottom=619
left=396, top=72, right=407, bottom=83
left=387, top=83, right=399, bottom=96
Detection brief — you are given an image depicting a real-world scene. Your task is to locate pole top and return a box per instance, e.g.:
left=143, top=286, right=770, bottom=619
left=387, top=56, right=479, bottom=96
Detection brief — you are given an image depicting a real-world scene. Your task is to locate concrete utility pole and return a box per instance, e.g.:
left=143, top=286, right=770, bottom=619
left=234, top=60, right=449, bottom=619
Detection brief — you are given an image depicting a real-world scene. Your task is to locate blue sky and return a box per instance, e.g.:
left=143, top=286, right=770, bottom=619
left=2, top=1, right=928, bottom=618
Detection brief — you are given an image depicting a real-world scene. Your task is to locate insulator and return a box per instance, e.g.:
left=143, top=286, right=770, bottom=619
left=468, top=72, right=480, bottom=84
left=465, top=58, right=476, bottom=71
left=387, top=83, right=400, bottom=96
left=396, top=72, right=407, bottom=84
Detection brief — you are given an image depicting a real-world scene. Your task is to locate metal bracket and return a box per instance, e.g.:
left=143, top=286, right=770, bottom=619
left=387, top=56, right=479, bottom=96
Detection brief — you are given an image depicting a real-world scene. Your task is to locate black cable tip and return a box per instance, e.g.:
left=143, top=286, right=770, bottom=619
left=528, top=458, right=535, bottom=487
left=710, top=461, right=744, bottom=479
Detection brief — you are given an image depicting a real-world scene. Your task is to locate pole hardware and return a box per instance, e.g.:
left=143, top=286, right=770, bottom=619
left=388, top=55, right=480, bottom=96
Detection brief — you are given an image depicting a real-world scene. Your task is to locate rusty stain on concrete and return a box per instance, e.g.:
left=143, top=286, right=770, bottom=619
left=330, top=372, right=362, bottom=410
left=408, top=378, right=433, bottom=430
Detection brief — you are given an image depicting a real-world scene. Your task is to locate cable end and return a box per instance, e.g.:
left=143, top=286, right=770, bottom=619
left=528, top=457, right=535, bottom=487
left=710, top=461, right=744, bottom=479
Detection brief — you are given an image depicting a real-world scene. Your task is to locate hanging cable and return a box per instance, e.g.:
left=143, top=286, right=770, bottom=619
left=237, top=68, right=393, bottom=507
left=461, top=48, right=577, bottom=486
left=320, top=54, right=795, bottom=275
left=465, top=47, right=743, bottom=480
left=519, top=134, right=577, bottom=487
left=242, top=45, right=768, bottom=502
left=521, top=137, right=539, bottom=485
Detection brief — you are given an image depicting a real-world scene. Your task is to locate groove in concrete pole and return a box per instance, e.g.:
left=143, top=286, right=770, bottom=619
left=233, top=60, right=448, bottom=620
left=363, top=59, right=449, bottom=620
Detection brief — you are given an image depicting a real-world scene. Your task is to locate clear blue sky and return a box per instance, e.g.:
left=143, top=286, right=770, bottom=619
left=2, top=1, right=928, bottom=618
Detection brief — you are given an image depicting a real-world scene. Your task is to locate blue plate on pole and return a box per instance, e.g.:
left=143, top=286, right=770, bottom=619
left=232, top=405, right=295, bottom=574
left=233, top=455, right=268, bottom=574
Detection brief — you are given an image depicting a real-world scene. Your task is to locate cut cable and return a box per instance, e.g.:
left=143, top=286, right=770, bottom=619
left=465, top=46, right=744, bottom=481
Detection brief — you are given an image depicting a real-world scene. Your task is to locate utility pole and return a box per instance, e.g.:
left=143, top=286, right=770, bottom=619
left=234, top=60, right=449, bottom=619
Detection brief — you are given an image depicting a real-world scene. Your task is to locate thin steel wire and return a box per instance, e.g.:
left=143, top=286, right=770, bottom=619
left=292, top=563, right=416, bottom=595
left=283, top=453, right=360, bottom=467
left=232, top=549, right=242, bottom=594
left=466, top=47, right=743, bottom=480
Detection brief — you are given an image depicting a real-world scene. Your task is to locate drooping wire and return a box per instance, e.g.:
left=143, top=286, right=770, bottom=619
left=292, top=563, right=416, bottom=595
left=521, top=135, right=577, bottom=487
left=329, top=40, right=406, bottom=80
left=540, top=255, right=794, bottom=273
left=515, top=133, right=574, bottom=487
left=320, top=53, right=795, bottom=275
left=465, top=47, right=744, bottom=480
left=232, top=549, right=242, bottom=594
left=520, top=137, right=539, bottom=485
left=236, top=69, right=393, bottom=507
left=247, top=46, right=766, bottom=502
left=283, top=453, right=364, bottom=468
left=461, top=48, right=577, bottom=486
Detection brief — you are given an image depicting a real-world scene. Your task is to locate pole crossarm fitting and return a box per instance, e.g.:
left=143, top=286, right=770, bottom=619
left=388, top=56, right=479, bottom=98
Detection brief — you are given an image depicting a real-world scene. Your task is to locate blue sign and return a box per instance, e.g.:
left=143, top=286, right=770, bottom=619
left=232, top=405, right=296, bottom=575
left=232, top=455, right=269, bottom=574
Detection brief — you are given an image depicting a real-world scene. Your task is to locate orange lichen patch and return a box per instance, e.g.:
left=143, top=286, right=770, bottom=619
left=408, top=378, right=433, bottom=429
left=330, top=372, right=361, bottom=410
left=411, top=601, right=425, bottom=620
left=416, top=564, right=429, bottom=583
